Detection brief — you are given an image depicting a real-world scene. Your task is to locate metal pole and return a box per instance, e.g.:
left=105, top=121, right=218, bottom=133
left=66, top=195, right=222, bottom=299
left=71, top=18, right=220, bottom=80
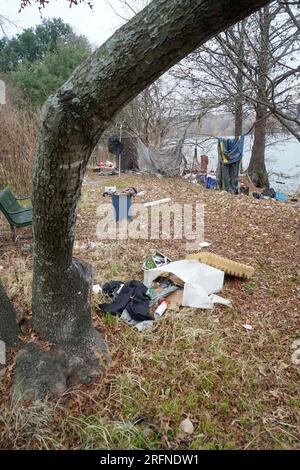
left=190, top=139, right=197, bottom=181
left=119, top=124, right=123, bottom=178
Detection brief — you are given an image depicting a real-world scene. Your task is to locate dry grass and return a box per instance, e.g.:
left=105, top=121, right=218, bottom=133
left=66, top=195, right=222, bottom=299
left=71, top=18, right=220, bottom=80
left=0, top=173, right=300, bottom=450
left=0, top=104, right=38, bottom=194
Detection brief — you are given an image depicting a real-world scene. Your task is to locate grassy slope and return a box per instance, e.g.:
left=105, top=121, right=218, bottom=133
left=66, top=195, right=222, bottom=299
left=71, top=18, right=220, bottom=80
left=0, top=173, right=299, bottom=450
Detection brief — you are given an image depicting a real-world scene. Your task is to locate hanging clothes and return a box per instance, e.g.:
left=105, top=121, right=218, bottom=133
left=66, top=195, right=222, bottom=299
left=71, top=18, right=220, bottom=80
left=217, top=136, right=244, bottom=193
left=218, top=136, right=244, bottom=164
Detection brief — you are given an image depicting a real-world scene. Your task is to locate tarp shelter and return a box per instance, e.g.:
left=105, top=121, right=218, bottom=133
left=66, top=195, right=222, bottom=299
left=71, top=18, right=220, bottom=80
left=116, top=137, right=158, bottom=172
left=154, top=137, right=186, bottom=176
left=108, top=136, right=185, bottom=176
left=217, top=136, right=244, bottom=193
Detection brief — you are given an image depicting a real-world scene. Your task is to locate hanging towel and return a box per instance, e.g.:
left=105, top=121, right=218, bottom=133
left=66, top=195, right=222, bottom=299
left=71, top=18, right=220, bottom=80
left=218, top=135, right=244, bottom=165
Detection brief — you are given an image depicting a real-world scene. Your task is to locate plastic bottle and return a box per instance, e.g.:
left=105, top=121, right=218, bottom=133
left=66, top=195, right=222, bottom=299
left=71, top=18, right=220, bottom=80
left=155, top=299, right=169, bottom=317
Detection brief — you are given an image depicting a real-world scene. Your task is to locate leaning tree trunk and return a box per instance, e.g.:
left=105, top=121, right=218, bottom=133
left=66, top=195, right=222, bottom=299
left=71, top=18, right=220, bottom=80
left=19, top=0, right=270, bottom=396
left=248, top=5, right=270, bottom=188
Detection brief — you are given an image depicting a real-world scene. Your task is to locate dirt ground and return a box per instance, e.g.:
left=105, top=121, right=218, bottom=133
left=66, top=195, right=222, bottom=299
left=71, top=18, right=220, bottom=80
left=0, top=173, right=300, bottom=450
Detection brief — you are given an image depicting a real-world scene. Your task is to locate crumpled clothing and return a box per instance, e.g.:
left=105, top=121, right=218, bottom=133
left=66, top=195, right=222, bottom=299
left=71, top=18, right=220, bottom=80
left=99, top=280, right=153, bottom=322
left=102, top=280, right=123, bottom=299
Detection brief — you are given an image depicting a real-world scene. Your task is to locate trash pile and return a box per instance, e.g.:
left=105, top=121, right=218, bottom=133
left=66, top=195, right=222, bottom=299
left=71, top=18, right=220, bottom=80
left=102, top=186, right=138, bottom=198
left=252, top=187, right=288, bottom=202
left=96, top=248, right=255, bottom=332
left=183, top=169, right=217, bottom=191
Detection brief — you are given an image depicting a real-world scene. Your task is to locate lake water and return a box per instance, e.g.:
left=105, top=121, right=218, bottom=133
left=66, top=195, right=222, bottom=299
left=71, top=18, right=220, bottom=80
left=184, top=135, right=300, bottom=194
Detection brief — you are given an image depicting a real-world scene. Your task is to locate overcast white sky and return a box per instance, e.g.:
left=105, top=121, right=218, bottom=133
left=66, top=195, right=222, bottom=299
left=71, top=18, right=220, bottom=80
left=0, top=0, right=131, bottom=47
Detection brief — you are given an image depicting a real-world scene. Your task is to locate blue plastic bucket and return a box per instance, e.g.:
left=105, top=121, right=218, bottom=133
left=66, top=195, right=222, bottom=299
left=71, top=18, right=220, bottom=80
left=112, top=195, right=132, bottom=222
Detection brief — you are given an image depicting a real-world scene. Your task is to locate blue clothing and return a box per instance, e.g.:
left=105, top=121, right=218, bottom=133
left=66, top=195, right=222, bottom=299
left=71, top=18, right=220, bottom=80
left=218, top=136, right=244, bottom=165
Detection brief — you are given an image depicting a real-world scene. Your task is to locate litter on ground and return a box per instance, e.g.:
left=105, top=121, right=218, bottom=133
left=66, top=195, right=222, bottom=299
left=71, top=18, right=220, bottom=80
left=96, top=250, right=249, bottom=331
left=144, top=198, right=171, bottom=207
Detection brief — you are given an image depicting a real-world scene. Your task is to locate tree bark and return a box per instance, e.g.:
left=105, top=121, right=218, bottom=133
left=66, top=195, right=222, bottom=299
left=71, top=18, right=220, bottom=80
left=234, top=92, right=243, bottom=139
left=29, top=0, right=271, bottom=391
left=248, top=105, right=269, bottom=188
left=0, top=280, right=20, bottom=347
left=248, top=5, right=270, bottom=188
left=234, top=23, right=245, bottom=139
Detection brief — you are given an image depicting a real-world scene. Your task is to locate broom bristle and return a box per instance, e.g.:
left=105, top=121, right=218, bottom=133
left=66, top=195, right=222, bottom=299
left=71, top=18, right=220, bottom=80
left=186, top=252, right=255, bottom=279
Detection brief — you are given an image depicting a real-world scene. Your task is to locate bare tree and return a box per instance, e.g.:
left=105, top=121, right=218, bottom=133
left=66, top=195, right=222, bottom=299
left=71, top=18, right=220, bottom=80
left=19, top=0, right=93, bottom=12
left=219, top=3, right=300, bottom=186
left=117, top=77, right=181, bottom=147
left=0, top=15, right=17, bottom=35
left=174, top=2, right=300, bottom=187
left=173, top=20, right=249, bottom=140
left=280, top=0, right=300, bottom=32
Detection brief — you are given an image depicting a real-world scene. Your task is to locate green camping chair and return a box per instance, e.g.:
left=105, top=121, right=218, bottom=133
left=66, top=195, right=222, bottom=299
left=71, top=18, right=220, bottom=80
left=0, top=187, right=32, bottom=241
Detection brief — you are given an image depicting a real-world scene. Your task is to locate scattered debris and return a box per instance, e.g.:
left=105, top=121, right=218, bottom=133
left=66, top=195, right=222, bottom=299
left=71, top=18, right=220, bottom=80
left=144, top=198, right=171, bottom=208
left=275, top=191, right=288, bottom=202
left=144, top=260, right=225, bottom=309
left=166, top=289, right=183, bottom=310
left=209, top=294, right=231, bottom=307
left=135, top=321, right=154, bottom=332
left=252, top=187, right=289, bottom=203
left=105, top=186, right=117, bottom=194
left=87, top=241, right=97, bottom=250
left=92, top=284, right=102, bottom=295
left=149, top=284, right=179, bottom=307
left=262, top=188, right=276, bottom=199
left=198, top=241, right=211, bottom=248
left=96, top=244, right=254, bottom=332
left=97, top=256, right=230, bottom=331
left=180, top=418, right=194, bottom=435
left=120, top=309, right=154, bottom=332
left=99, top=281, right=153, bottom=323
left=155, top=299, right=169, bottom=317
left=143, top=250, right=171, bottom=271
left=103, top=187, right=137, bottom=198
